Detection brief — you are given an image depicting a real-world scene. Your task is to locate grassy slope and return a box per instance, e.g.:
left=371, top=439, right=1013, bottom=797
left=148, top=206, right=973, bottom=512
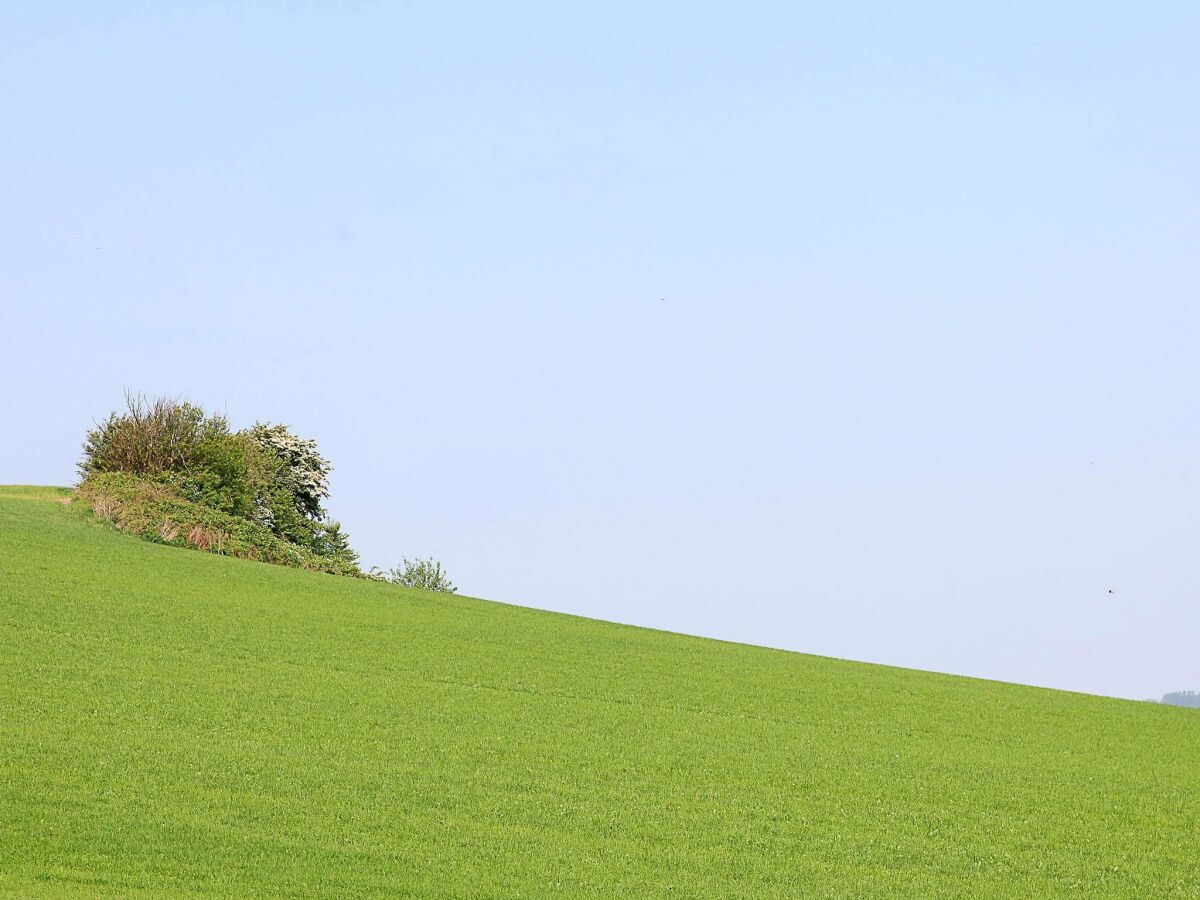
left=1, top=487, right=1197, bottom=897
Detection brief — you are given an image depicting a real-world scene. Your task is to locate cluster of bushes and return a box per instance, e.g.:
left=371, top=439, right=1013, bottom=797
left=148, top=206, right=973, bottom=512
left=79, top=392, right=358, bottom=575
left=78, top=392, right=460, bottom=591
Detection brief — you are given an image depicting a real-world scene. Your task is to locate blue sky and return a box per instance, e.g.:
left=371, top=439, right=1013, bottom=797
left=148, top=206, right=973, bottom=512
left=2, top=3, right=1197, bottom=700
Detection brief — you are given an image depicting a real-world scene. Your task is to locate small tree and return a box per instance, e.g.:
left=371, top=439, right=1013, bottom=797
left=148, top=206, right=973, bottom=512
left=246, top=423, right=332, bottom=521
left=376, top=558, right=457, bottom=593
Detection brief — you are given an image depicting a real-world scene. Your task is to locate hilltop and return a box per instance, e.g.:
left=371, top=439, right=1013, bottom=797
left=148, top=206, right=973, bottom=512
left=2, top=486, right=1197, bottom=896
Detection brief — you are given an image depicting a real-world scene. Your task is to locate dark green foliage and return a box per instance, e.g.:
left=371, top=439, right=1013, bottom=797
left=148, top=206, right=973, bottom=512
left=79, top=393, right=359, bottom=574
left=260, top=485, right=358, bottom=569
left=374, top=557, right=457, bottom=593
left=167, top=431, right=268, bottom=519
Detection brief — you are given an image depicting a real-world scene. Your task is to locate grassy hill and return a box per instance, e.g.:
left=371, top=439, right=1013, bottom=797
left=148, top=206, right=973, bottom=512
left=2, top=486, right=1197, bottom=897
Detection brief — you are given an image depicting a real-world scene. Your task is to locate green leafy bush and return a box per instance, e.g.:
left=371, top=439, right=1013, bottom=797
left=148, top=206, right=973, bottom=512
left=373, top=558, right=458, bottom=593
left=80, top=392, right=264, bottom=517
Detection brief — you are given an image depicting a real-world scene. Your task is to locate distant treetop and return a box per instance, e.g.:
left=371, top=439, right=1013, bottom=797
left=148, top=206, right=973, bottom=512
left=1160, top=690, right=1200, bottom=709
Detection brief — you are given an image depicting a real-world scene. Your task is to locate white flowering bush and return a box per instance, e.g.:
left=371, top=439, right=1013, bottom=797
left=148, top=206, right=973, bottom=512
left=248, top=423, right=332, bottom=521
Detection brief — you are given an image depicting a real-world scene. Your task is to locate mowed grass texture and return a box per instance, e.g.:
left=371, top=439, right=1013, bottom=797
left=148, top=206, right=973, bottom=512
left=1, top=488, right=1197, bottom=897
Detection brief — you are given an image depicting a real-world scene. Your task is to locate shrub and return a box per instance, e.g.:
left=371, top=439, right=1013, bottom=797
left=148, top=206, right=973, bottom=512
left=80, top=391, right=266, bottom=519
left=80, top=391, right=209, bottom=478
left=247, top=423, right=332, bottom=522
left=374, top=558, right=457, bottom=593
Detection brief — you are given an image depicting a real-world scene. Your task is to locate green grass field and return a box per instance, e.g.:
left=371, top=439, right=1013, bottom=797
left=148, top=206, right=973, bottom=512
left=2, top=486, right=1197, bottom=896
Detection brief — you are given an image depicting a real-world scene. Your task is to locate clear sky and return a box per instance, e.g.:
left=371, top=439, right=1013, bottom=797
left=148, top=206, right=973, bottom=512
left=3, top=3, right=1197, bottom=701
